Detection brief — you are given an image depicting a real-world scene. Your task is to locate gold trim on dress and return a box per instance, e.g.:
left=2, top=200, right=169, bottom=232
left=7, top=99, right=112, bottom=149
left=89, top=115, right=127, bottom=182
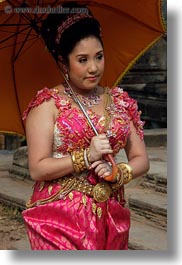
left=26, top=174, right=124, bottom=208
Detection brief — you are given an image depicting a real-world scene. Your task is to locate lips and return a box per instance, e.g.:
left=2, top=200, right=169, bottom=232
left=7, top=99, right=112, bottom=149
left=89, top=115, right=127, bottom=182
left=85, top=76, right=98, bottom=81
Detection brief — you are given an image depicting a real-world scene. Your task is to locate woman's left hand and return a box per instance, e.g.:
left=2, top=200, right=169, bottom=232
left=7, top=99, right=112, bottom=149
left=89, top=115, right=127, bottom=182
left=90, top=160, right=112, bottom=179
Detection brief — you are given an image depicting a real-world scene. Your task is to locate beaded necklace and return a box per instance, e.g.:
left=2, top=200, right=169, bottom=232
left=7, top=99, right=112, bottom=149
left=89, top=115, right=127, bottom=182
left=64, top=86, right=101, bottom=108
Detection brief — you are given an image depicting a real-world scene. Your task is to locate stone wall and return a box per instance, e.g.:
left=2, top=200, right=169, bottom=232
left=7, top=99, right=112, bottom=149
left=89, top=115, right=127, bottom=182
left=0, top=133, right=25, bottom=150
left=0, top=133, right=5, bottom=149
left=8, top=146, right=30, bottom=180
left=119, top=37, right=167, bottom=129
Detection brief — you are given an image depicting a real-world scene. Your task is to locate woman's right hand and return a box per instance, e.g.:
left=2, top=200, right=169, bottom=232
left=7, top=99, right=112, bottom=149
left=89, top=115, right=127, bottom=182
left=88, top=134, right=113, bottom=163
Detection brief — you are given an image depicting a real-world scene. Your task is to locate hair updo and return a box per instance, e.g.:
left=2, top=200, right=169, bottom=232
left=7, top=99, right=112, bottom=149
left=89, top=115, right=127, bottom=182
left=40, top=1, right=103, bottom=65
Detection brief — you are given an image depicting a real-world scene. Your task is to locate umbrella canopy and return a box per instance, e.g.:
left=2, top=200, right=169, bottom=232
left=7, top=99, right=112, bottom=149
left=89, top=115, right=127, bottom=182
left=0, top=0, right=166, bottom=136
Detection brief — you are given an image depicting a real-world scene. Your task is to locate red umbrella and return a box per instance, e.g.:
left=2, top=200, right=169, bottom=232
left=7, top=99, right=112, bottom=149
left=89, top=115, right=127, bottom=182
left=0, top=0, right=166, bottom=136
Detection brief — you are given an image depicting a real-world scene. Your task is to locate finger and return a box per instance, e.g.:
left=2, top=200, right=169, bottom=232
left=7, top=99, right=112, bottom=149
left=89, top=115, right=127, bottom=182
left=90, top=160, right=103, bottom=169
left=94, top=164, right=106, bottom=174
left=100, top=143, right=112, bottom=150
left=100, top=149, right=113, bottom=154
left=100, top=138, right=110, bottom=144
left=102, top=171, right=112, bottom=178
left=98, top=134, right=108, bottom=140
left=99, top=169, right=112, bottom=178
left=96, top=167, right=107, bottom=176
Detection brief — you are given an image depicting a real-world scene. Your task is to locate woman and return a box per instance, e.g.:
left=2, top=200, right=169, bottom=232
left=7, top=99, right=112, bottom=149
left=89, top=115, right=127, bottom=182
left=22, top=2, right=149, bottom=250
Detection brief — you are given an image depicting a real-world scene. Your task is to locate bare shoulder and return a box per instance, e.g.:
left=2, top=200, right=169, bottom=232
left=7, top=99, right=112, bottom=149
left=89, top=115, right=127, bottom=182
left=26, top=95, right=58, bottom=126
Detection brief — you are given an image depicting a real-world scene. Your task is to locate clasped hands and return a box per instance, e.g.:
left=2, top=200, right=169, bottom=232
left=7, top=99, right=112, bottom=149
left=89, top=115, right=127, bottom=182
left=88, top=134, right=114, bottom=180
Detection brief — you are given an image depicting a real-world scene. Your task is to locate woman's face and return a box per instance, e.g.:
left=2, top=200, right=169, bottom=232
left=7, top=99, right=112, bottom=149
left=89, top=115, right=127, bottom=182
left=67, top=37, right=105, bottom=92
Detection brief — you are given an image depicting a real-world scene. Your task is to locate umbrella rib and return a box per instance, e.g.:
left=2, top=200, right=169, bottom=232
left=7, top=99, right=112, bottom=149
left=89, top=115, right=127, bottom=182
left=10, top=10, right=26, bottom=133
left=0, top=10, right=29, bottom=27
left=11, top=60, right=25, bottom=134
left=34, top=0, right=40, bottom=22
left=6, top=0, right=34, bottom=24
left=0, top=28, right=37, bottom=37
left=0, top=23, right=31, bottom=26
left=0, top=12, right=15, bottom=24
left=0, top=36, right=38, bottom=50
left=17, top=36, right=40, bottom=59
left=0, top=25, right=30, bottom=45
left=10, top=56, right=25, bottom=135
left=13, top=26, right=33, bottom=62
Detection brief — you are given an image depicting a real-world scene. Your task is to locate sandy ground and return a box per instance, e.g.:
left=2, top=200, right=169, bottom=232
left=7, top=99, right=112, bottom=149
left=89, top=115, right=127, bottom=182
left=0, top=202, right=27, bottom=250
left=0, top=150, right=28, bottom=250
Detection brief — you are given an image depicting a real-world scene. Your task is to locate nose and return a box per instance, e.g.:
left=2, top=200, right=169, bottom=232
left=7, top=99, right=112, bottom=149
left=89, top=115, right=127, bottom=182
left=88, top=60, right=98, bottom=73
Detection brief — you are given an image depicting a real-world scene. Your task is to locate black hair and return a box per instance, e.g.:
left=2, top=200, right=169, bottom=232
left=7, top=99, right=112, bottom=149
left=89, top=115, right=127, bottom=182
left=40, top=1, right=103, bottom=64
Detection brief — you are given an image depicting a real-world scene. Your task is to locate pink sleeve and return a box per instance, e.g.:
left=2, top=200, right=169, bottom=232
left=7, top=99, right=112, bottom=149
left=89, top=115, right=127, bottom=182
left=22, top=87, right=52, bottom=121
left=113, top=87, right=145, bottom=140
left=123, top=91, right=144, bottom=140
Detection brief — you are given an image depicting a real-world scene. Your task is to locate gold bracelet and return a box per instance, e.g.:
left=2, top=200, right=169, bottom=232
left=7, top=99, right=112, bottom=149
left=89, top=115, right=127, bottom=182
left=71, top=149, right=87, bottom=173
left=118, top=163, right=133, bottom=184
left=110, top=166, right=124, bottom=191
left=84, top=148, right=92, bottom=169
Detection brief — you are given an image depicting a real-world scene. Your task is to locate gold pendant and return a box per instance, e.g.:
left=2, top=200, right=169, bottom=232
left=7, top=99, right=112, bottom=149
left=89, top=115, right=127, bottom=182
left=92, top=182, right=111, bottom=202
left=92, top=203, right=97, bottom=215
left=82, top=194, right=87, bottom=207
left=48, top=185, right=53, bottom=195
left=68, top=192, right=73, bottom=200
left=97, top=207, right=102, bottom=219
left=39, top=181, right=45, bottom=192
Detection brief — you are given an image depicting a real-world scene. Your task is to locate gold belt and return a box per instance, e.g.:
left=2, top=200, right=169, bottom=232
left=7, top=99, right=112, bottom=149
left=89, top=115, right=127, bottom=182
left=58, top=175, right=121, bottom=203
left=26, top=175, right=123, bottom=208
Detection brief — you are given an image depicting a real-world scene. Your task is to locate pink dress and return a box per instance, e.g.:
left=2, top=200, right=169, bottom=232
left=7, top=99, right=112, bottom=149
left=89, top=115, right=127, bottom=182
left=22, top=86, right=144, bottom=250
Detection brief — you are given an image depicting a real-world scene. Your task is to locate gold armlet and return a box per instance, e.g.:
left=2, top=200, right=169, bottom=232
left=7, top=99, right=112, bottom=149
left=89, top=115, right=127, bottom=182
left=118, top=163, right=133, bottom=184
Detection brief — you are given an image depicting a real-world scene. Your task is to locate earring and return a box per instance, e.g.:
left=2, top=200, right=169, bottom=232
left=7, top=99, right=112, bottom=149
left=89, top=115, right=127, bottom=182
left=65, top=73, right=69, bottom=81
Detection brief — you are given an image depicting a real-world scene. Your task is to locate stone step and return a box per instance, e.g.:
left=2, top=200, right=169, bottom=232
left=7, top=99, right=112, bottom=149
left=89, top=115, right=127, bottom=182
left=128, top=218, right=167, bottom=250
left=121, top=71, right=166, bottom=86
left=120, top=82, right=167, bottom=127
left=125, top=147, right=167, bottom=193
left=141, top=161, right=167, bottom=193
left=137, top=98, right=167, bottom=125
left=8, top=146, right=30, bottom=181
left=9, top=164, right=30, bottom=180
left=121, top=82, right=167, bottom=99
left=141, top=174, right=167, bottom=194
left=127, top=188, right=167, bottom=229
left=144, top=130, right=167, bottom=147
left=0, top=171, right=32, bottom=210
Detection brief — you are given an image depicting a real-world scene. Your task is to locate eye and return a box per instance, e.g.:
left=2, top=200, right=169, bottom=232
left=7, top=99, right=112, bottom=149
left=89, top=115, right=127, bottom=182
left=78, top=57, right=87, bottom=63
left=96, top=53, right=104, bottom=61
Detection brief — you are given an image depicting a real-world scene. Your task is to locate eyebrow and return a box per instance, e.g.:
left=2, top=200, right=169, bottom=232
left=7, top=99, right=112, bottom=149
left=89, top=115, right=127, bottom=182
left=75, top=50, right=104, bottom=57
